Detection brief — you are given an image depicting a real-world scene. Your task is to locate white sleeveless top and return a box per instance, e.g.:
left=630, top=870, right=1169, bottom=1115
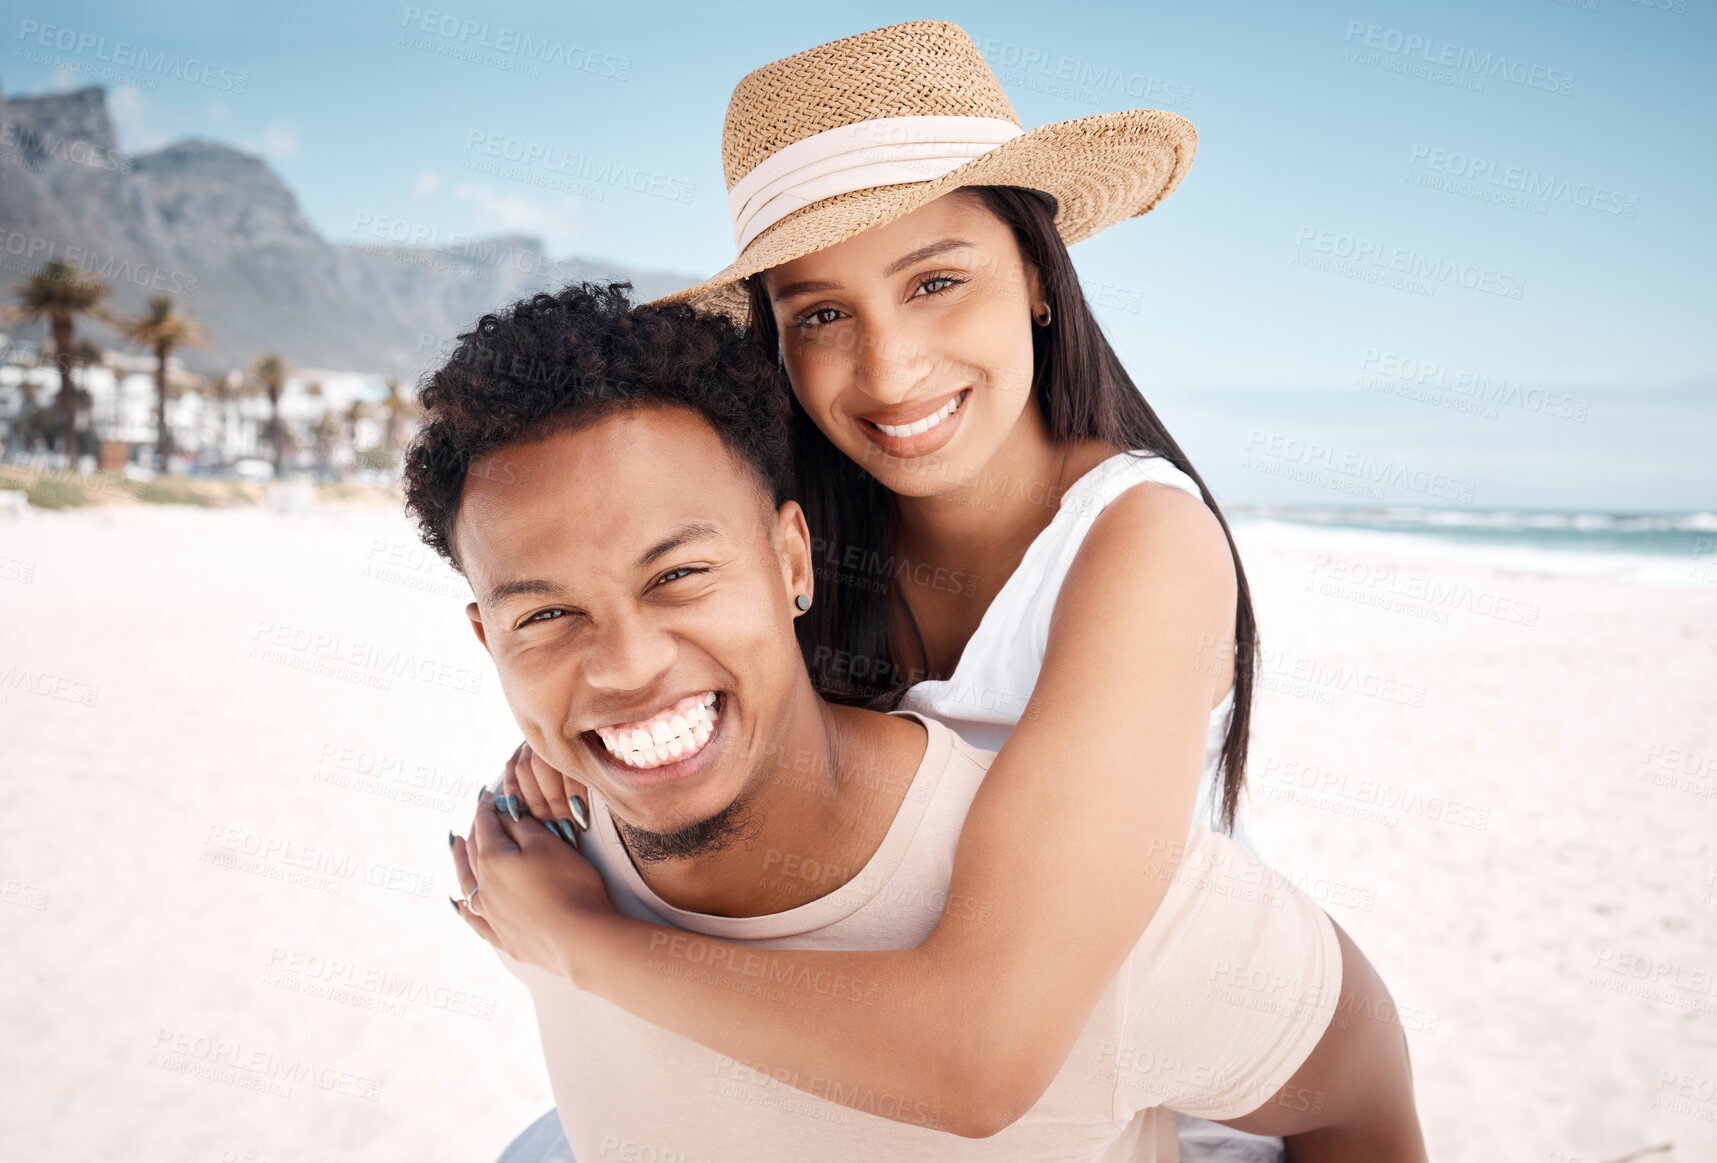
left=896, top=449, right=1251, bottom=849
left=895, top=450, right=1278, bottom=1163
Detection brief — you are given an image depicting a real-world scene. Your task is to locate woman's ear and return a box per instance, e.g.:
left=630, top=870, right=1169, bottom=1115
left=1023, top=261, right=1048, bottom=321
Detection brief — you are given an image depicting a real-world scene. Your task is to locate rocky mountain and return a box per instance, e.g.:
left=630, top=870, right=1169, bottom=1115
left=0, top=85, right=698, bottom=378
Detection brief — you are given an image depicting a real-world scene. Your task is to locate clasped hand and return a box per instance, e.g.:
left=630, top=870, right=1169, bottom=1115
left=450, top=743, right=613, bottom=979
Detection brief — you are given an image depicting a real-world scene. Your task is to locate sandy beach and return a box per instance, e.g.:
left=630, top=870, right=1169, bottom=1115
left=2, top=499, right=1713, bottom=1163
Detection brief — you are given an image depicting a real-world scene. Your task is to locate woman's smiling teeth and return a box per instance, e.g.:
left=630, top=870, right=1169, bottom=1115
left=595, top=691, right=719, bottom=769
left=869, top=390, right=966, bottom=437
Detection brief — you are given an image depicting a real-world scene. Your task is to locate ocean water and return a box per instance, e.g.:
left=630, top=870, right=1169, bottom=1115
left=1232, top=505, right=1717, bottom=556
left=1141, top=383, right=1716, bottom=584
left=1228, top=507, right=1717, bottom=586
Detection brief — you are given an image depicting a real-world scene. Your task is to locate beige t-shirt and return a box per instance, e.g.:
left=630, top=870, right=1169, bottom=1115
left=501, top=711, right=1340, bottom=1162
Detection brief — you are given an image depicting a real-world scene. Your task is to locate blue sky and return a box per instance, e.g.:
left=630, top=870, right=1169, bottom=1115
left=7, top=0, right=1713, bottom=508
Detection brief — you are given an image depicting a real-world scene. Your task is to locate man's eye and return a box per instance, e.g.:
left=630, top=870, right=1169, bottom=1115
left=658, top=567, right=707, bottom=585
left=523, top=608, right=569, bottom=625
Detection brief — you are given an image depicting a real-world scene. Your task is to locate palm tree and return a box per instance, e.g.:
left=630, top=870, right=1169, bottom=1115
left=121, top=294, right=204, bottom=470
left=4, top=348, right=43, bottom=457
left=175, top=372, right=215, bottom=460
left=69, top=339, right=110, bottom=438
left=8, top=260, right=111, bottom=461
left=208, top=369, right=253, bottom=462
left=207, top=371, right=233, bottom=460
left=312, top=411, right=339, bottom=477
left=380, top=378, right=419, bottom=453
left=303, top=380, right=325, bottom=459
left=251, top=353, right=288, bottom=475
left=343, top=397, right=370, bottom=450
left=303, top=381, right=333, bottom=476
left=70, top=338, right=104, bottom=371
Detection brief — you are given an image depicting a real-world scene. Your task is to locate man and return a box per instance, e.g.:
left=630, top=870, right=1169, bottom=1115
left=403, top=282, right=1424, bottom=1161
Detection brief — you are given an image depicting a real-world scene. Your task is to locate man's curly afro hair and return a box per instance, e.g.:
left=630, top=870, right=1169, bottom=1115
left=404, top=281, right=792, bottom=570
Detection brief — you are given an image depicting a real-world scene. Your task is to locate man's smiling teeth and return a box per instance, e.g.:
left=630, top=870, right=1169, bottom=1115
left=872, top=391, right=964, bottom=438
left=595, top=691, right=719, bottom=770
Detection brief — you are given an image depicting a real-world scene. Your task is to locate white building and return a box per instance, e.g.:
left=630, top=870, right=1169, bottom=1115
left=0, top=333, right=409, bottom=475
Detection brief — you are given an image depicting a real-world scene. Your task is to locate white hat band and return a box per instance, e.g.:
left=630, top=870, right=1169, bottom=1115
left=727, top=115, right=1025, bottom=251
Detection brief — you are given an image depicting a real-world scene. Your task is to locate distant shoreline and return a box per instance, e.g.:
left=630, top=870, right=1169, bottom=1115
left=1231, top=510, right=1716, bottom=587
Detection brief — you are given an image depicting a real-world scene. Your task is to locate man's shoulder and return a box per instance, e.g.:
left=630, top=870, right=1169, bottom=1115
left=879, top=712, right=997, bottom=827
left=945, top=724, right=998, bottom=774
left=886, top=708, right=998, bottom=776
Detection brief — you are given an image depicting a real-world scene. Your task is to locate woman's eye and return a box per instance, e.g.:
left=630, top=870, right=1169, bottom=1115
left=658, top=567, right=706, bottom=585
left=795, top=307, right=843, bottom=330
left=916, top=275, right=965, bottom=296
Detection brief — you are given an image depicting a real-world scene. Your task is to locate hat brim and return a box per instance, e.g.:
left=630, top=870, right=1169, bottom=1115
left=649, top=108, right=1196, bottom=325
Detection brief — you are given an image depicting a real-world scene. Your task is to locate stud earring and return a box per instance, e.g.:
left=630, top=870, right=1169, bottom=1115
left=794, top=593, right=811, bottom=612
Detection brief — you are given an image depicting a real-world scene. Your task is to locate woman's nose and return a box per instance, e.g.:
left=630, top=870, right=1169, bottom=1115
left=849, top=319, right=935, bottom=404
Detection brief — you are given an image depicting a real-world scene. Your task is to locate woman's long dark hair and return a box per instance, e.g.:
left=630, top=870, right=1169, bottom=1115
left=745, top=185, right=1258, bottom=833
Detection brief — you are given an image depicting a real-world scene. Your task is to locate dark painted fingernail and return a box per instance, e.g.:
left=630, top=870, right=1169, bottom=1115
left=543, top=819, right=561, bottom=838
left=447, top=831, right=456, bottom=848
left=569, top=795, right=590, bottom=831
left=506, top=795, right=521, bottom=822
left=557, top=818, right=577, bottom=843
left=449, top=896, right=461, bottom=913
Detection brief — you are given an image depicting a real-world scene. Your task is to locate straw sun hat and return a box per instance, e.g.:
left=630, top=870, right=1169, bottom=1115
left=652, top=20, right=1197, bottom=324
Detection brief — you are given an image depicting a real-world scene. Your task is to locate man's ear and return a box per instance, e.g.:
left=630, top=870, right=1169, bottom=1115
left=774, top=500, right=814, bottom=614
left=466, top=602, right=492, bottom=655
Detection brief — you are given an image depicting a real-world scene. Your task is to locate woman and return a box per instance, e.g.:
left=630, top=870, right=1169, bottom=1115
left=461, top=21, right=1418, bottom=1160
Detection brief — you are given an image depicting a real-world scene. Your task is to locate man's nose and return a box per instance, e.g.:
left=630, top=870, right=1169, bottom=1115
left=582, top=609, right=677, bottom=696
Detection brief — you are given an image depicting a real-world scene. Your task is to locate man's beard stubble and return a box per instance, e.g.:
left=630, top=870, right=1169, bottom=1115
left=613, top=787, right=759, bottom=863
